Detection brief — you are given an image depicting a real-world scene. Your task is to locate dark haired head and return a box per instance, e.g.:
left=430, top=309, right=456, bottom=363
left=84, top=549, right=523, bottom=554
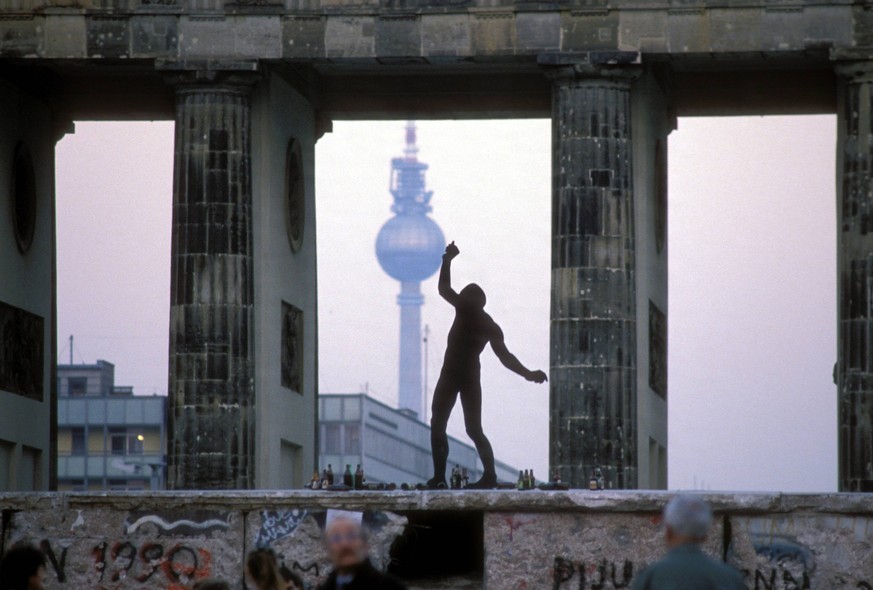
left=246, top=549, right=285, bottom=590
left=459, top=283, right=486, bottom=309
left=0, top=545, right=46, bottom=590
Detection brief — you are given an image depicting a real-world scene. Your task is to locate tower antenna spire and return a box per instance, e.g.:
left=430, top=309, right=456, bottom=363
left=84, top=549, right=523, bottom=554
left=376, top=121, right=445, bottom=421
left=404, top=120, right=418, bottom=162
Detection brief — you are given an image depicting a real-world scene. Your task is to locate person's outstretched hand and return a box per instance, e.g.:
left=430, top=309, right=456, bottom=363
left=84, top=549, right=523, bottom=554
left=444, top=241, right=460, bottom=260
left=527, top=370, right=548, bottom=384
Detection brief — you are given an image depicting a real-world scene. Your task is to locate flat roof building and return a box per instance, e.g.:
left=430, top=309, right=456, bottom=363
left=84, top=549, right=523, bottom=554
left=57, top=361, right=167, bottom=491
left=319, top=393, right=518, bottom=486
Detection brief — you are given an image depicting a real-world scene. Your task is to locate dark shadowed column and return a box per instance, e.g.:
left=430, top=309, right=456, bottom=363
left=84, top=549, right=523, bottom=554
left=166, top=72, right=258, bottom=489
left=837, top=61, right=873, bottom=492
left=546, top=61, right=640, bottom=489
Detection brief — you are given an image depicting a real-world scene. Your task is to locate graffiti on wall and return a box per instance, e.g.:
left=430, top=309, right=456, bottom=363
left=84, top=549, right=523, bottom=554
left=125, top=511, right=231, bottom=537
left=553, top=557, right=634, bottom=590
left=255, top=510, right=309, bottom=547
left=36, top=538, right=213, bottom=590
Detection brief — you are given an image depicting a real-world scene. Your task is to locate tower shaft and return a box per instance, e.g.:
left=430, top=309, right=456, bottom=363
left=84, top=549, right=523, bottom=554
left=398, top=281, right=424, bottom=419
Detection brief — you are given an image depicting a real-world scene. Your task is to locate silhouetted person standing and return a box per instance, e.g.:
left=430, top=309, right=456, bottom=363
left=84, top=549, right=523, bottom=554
left=428, top=242, right=547, bottom=489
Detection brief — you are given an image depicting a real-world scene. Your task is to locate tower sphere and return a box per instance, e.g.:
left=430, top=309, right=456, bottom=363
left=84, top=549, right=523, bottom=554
left=376, top=214, right=445, bottom=282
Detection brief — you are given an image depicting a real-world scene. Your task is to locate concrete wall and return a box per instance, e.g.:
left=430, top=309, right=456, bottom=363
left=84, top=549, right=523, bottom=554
left=0, top=2, right=858, bottom=63
left=2, top=491, right=873, bottom=590
left=631, top=69, right=671, bottom=490
left=0, top=76, right=58, bottom=491
left=251, top=68, right=319, bottom=490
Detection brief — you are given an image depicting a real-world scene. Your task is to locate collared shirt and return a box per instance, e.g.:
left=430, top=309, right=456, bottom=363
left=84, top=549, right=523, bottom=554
left=631, top=543, right=746, bottom=590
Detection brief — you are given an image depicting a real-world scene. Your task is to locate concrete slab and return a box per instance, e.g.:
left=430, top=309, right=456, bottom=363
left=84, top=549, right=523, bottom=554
left=727, top=513, right=873, bottom=589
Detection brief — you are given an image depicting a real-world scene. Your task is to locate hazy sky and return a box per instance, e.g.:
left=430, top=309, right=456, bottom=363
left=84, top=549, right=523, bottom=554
left=55, top=114, right=837, bottom=491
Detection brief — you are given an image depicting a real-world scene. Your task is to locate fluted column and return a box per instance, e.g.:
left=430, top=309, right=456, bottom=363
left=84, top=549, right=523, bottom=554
left=547, top=63, right=640, bottom=489
left=167, top=72, right=258, bottom=489
left=837, top=61, right=873, bottom=492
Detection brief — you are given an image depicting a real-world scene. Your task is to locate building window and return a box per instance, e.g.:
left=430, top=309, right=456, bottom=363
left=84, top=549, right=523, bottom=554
left=110, top=429, right=144, bottom=455
left=68, top=377, right=87, bottom=396
left=323, top=424, right=341, bottom=454
left=344, top=425, right=361, bottom=454
left=127, top=434, right=144, bottom=455
left=71, top=427, right=85, bottom=455
left=108, top=479, right=128, bottom=491
left=110, top=435, right=125, bottom=455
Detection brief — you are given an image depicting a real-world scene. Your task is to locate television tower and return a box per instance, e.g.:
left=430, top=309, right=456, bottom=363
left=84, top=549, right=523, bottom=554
left=375, top=122, right=445, bottom=420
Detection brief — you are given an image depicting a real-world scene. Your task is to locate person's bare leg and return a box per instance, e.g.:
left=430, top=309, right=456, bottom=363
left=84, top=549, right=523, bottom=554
left=460, top=380, right=497, bottom=489
left=428, top=375, right=458, bottom=488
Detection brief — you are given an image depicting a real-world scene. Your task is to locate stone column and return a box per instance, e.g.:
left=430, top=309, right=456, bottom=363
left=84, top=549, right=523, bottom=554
left=836, top=61, right=873, bottom=492
left=547, top=62, right=639, bottom=489
left=166, top=71, right=258, bottom=489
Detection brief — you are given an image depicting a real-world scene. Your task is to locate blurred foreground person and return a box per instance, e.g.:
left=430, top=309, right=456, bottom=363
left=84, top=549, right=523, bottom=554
left=0, top=545, right=46, bottom=590
left=632, top=495, right=745, bottom=590
left=193, top=579, right=231, bottom=590
left=318, top=518, right=406, bottom=590
left=246, top=549, right=286, bottom=590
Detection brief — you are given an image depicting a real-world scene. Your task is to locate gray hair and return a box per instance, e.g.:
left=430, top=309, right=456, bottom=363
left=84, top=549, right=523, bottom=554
left=663, top=495, right=712, bottom=540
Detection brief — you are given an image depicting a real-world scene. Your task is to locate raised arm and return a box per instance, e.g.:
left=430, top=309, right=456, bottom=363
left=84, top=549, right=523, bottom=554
left=489, top=323, right=548, bottom=383
left=438, top=242, right=461, bottom=307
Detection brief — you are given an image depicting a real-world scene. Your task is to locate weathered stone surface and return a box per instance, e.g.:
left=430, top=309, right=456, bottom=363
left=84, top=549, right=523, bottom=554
left=617, top=10, right=667, bottom=52
left=375, top=14, right=419, bottom=57
left=1, top=492, right=873, bottom=589
left=667, top=9, right=710, bottom=54
left=232, top=15, right=281, bottom=58
left=485, top=512, right=722, bottom=589
left=4, top=490, right=873, bottom=516
left=0, top=17, right=42, bottom=57
left=4, top=506, right=245, bottom=590
left=420, top=13, right=469, bottom=57
left=727, top=514, right=873, bottom=589
left=282, top=15, right=325, bottom=58
left=549, top=66, right=638, bottom=489
left=86, top=16, right=130, bottom=57
left=837, top=62, right=873, bottom=494
left=470, top=11, right=514, bottom=55
left=43, top=14, right=86, bottom=57
left=515, top=11, right=558, bottom=52
left=561, top=10, right=619, bottom=52
left=178, top=17, right=233, bottom=57
left=0, top=2, right=862, bottom=62
left=245, top=509, right=407, bottom=588
left=167, top=78, right=257, bottom=490
left=131, top=15, right=178, bottom=56
left=324, top=15, right=374, bottom=58
left=709, top=8, right=761, bottom=53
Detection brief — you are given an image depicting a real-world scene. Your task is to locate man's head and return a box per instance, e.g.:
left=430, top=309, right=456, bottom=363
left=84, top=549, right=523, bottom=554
left=324, top=518, right=368, bottom=574
left=459, top=283, right=486, bottom=309
left=0, top=545, right=47, bottom=590
left=663, top=495, right=713, bottom=548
